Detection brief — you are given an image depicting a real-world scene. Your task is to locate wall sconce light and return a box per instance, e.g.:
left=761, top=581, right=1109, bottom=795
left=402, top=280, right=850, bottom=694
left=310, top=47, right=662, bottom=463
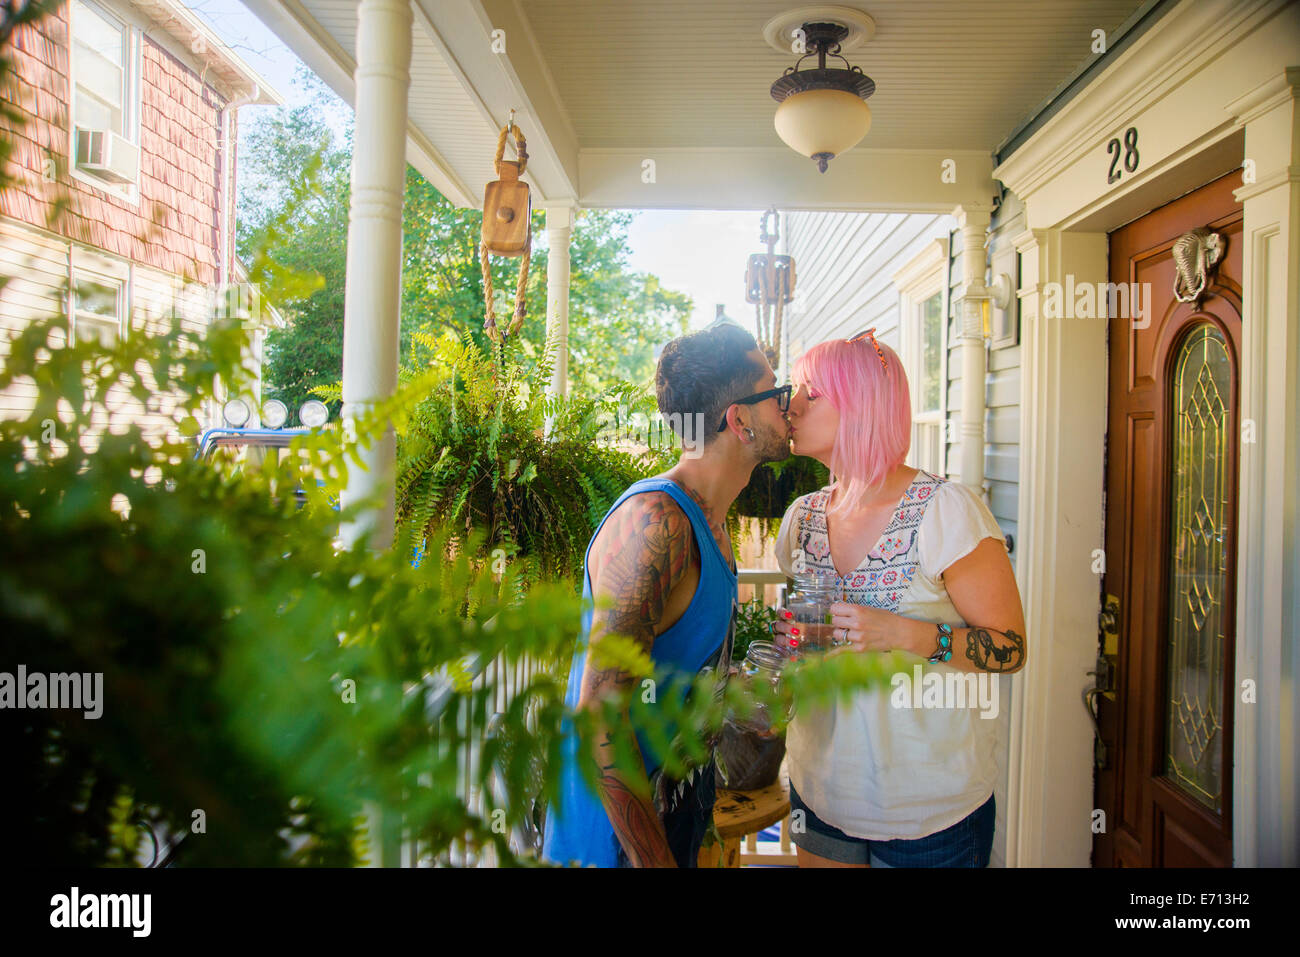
left=770, top=21, right=876, bottom=173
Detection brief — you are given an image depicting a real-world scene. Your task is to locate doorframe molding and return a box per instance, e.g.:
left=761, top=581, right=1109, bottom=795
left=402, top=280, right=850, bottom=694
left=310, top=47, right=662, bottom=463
left=995, top=0, right=1299, bottom=866
left=1229, top=68, right=1300, bottom=868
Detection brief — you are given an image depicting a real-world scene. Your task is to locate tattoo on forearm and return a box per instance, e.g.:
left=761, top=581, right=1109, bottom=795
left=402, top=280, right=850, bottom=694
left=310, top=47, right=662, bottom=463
left=965, top=627, right=1025, bottom=672
left=596, top=735, right=675, bottom=867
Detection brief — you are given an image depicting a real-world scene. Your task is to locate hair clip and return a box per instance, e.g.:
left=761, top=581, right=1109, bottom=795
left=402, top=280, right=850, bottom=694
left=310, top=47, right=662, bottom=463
left=847, top=328, right=888, bottom=370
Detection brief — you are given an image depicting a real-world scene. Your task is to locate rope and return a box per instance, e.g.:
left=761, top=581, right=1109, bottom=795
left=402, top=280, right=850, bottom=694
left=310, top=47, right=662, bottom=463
left=752, top=260, right=789, bottom=367
left=494, top=123, right=528, bottom=176
left=481, top=242, right=530, bottom=344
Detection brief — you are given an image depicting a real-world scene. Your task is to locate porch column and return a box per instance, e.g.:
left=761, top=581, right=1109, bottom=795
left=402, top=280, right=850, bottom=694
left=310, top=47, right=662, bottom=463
left=545, top=206, right=574, bottom=397
left=1007, top=227, right=1108, bottom=867
left=950, top=204, right=993, bottom=495
left=1229, top=67, right=1300, bottom=867
left=338, top=0, right=412, bottom=553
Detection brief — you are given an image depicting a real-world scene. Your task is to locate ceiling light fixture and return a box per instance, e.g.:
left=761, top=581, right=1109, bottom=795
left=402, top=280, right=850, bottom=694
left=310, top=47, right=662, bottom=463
left=770, top=20, right=875, bottom=173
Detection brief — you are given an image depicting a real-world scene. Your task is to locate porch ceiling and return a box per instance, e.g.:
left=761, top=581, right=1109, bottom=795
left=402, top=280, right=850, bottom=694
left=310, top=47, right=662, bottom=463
left=244, top=0, right=1147, bottom=211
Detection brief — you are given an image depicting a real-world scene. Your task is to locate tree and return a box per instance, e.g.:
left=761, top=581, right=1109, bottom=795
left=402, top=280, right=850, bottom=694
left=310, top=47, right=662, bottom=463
left=236, top=74, right=350, bottom=416
left=237, top=73, right=691, bottom=415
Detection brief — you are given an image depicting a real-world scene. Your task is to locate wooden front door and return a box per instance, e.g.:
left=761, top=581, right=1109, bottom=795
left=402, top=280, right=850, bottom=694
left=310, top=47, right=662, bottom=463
left=1093, top=172, right=1242, bottom=868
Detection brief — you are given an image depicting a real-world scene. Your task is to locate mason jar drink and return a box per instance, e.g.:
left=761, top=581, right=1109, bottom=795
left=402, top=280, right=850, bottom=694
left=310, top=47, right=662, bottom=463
left=736, top=639, right=790, bottom=731
left=786, top=571, right=841, bottom=656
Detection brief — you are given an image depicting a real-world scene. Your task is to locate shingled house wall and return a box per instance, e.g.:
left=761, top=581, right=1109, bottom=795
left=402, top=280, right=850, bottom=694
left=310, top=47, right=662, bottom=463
left=0, top=1, right=244, bottom=440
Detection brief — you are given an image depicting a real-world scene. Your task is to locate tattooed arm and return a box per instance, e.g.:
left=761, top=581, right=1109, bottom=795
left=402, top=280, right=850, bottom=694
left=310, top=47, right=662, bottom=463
left=577, top=491, right=695, bottom=867
left=928, top=537, right=1027, bottom=673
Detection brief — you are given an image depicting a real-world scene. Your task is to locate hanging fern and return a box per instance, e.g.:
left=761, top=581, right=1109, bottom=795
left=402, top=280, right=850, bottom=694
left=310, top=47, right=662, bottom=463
left=733, top=455, right=831, bottom=538
left=393, top=331, right=659, bottom=590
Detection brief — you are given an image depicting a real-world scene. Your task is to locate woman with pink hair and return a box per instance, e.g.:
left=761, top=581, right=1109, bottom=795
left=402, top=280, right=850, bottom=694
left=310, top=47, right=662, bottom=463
left=770, top=329, right=1027, bottom=868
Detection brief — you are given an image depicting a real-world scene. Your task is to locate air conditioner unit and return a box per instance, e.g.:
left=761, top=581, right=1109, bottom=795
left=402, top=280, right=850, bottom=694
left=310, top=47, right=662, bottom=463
left=75, top=128, right=139, bottom=185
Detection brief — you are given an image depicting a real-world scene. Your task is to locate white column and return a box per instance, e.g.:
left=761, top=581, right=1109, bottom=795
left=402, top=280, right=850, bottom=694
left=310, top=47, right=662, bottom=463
left=339, top=0, right=412, bottom=552
left=951, top=204, right=993, bottom=495
left=545, top=206, right=573, bottom=397
left=1229, top=68, right=1300, bottom=867
left=1007, top=227, right=1108, bottom=866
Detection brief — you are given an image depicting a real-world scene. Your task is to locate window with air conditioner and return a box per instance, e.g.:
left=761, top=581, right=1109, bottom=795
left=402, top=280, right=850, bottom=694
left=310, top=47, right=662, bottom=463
left=70, top=0, right=140, bottom=190
left=73, top=272, right=125, bottom=347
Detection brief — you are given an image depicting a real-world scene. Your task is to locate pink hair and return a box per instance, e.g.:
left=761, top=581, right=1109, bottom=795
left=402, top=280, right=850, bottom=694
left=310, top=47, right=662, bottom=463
left=793, top=335, right=912, bottom=516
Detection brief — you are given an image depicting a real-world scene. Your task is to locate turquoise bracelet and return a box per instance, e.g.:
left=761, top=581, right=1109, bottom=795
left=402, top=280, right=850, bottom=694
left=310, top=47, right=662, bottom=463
left=927, top=623, right=954, bottom=663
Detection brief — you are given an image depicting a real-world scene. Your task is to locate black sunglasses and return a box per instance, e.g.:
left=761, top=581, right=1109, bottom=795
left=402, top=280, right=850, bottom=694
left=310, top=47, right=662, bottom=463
left=716, top=384, right=792, bottom=432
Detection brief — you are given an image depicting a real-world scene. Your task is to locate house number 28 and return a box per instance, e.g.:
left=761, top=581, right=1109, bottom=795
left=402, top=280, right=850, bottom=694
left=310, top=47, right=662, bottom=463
left=1107, top=127, right=1140, bottom=184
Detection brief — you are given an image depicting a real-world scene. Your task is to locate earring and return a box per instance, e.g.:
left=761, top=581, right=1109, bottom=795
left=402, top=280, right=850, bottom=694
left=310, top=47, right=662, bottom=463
left=743, top=427, right=755, bottom=440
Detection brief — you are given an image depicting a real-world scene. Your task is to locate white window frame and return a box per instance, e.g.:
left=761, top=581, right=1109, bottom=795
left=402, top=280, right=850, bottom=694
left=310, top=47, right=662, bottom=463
left=67, top=0, right=142, bottom=205
left=893, top=238, right=950, bottom=476
left=69, top=247, right=131, bottom=346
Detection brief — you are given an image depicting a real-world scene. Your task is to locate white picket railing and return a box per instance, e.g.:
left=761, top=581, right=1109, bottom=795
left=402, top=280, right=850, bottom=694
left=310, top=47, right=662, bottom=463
left=392, top=647, right=554, bottom=867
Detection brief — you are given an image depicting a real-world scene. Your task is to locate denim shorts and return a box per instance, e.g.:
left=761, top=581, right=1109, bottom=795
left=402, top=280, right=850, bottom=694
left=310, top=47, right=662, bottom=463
left=788, top=781, right=995, bottom=867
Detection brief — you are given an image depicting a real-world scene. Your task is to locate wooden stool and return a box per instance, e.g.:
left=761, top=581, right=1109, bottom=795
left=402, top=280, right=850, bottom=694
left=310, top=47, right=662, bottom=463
left=698, top=770, right=791, bottom=868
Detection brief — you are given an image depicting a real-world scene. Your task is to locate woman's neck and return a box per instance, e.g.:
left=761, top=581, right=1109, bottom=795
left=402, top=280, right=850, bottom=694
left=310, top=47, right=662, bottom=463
left=829, top=465, right=918, bottom=511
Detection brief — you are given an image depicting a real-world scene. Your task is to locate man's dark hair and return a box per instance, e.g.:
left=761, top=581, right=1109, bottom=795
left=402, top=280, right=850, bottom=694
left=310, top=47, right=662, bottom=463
left=655, top=322, right=762, bottom=443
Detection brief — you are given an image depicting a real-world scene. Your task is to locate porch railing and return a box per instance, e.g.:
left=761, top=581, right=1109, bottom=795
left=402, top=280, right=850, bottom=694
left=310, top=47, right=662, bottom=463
left=393, top=645, right=556, bottom=867
left=392, top=567, right=792, bottom=867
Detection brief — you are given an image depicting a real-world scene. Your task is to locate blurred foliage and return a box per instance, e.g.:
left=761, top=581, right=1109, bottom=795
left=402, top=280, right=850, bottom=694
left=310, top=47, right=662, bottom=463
left=0, top=307, right=585, bottom=865
left=0, top=22, right=898, bottom=868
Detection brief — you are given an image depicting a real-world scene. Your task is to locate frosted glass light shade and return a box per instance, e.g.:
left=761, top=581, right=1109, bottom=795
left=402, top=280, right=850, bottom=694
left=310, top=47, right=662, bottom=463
left=774, top=89, right=872, bottom=167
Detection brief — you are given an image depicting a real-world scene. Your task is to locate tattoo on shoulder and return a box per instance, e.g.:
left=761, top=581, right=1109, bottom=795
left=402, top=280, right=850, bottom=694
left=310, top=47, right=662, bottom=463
left=965, top=627, right=1025, bottom=672
left=582, top=493, right=695, bottom=695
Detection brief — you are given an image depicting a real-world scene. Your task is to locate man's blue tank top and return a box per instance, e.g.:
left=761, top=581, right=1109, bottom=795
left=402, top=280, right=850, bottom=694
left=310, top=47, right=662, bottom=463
left=541, top=477, right=738, bottom=867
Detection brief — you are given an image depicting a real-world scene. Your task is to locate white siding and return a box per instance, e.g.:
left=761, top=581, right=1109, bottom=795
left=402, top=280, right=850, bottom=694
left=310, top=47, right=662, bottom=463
left=783, top=211, right=953, bottom=365
left=0, top=220, right=70, bottom=423
left=983, top=190, right=1026, bottom=553
left=0, top=217, right=219, bottom=449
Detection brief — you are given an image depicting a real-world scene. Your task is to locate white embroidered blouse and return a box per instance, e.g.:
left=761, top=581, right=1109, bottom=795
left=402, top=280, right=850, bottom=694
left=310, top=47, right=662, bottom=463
left=773, top=469, right=1009, bottom=840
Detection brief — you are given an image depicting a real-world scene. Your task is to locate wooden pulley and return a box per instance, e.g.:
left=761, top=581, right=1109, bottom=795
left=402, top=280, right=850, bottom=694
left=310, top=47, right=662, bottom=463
left=744, top=208, right=796, bottom=306
left=744, top=253, right=796, bottom=304
left=482, top=122, right=531, bottom=256
left=481, top=119, right=532, bottom=342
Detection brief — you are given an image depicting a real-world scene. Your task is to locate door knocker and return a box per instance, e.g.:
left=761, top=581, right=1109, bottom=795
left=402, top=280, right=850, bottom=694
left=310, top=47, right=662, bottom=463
left=1171, top=227, right=1224, bottom=305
